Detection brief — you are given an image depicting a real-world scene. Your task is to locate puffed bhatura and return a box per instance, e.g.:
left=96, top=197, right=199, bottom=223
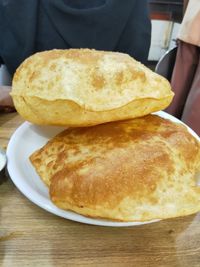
left=30, top=115, right=200, bottom=222
left=11, top=49, right=174, bottom=126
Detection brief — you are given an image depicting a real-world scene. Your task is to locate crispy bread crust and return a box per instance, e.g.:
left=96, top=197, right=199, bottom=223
left=30, top=115, right=200, bottom=221
left=12, top=49, right=173, bottom=126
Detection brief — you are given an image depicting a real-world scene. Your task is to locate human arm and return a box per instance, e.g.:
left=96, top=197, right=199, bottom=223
left=0, top=85, right=15, bottom=112
left=0, top=56, right=15, bottom=112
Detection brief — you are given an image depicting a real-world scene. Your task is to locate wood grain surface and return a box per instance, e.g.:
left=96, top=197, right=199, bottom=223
left=0, top=113, right=200, bottom=267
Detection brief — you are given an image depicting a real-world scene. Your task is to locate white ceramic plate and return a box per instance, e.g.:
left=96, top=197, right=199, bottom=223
left=6, top=111, right=200, bottom=227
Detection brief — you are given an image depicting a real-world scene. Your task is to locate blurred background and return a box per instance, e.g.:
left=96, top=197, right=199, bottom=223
left=148, top=0, right=183, bottom=69
left=0, top=0, right=184, bottom=84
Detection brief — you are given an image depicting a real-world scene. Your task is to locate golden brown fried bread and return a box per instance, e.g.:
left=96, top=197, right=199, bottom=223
left=30, top=115, right=200, bottom=222
left=11, top=49, right=173, bottom=126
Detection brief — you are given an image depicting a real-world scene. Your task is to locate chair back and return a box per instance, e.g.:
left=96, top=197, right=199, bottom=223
left=155, top=46, right=177, bottom=81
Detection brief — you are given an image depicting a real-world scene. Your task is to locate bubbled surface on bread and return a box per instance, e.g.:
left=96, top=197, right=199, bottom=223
left=12, top=49, right=173, bottom=112
left=30, top=115, right=200, bottom=222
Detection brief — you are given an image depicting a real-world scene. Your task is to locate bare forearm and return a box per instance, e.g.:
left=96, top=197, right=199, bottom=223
left=0, top=86, right=15, bottom=112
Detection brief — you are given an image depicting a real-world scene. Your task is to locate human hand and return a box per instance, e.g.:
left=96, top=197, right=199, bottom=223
left=0, top=86, right=16, bottom=112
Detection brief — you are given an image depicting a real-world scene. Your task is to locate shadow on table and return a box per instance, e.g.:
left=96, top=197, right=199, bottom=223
left=0, top=167, right=9, bottom=186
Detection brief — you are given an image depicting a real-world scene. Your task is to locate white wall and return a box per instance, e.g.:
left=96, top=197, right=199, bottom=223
left=148, top=20, right=180, bottom=61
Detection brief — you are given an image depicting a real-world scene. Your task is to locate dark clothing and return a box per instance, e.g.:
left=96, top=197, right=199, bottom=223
left=0, top=0, right=151, bottom=76
left=166, top=41, right=200, bottom=135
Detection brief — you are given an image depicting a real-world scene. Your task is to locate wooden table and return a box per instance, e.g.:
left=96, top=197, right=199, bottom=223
left=0, top=113, right=200, bottom=267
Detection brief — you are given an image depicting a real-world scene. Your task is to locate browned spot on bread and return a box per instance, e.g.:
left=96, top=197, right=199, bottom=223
left=91, top=73, right=105, bottom=90
left=115, top=71, right=124, bottom=86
